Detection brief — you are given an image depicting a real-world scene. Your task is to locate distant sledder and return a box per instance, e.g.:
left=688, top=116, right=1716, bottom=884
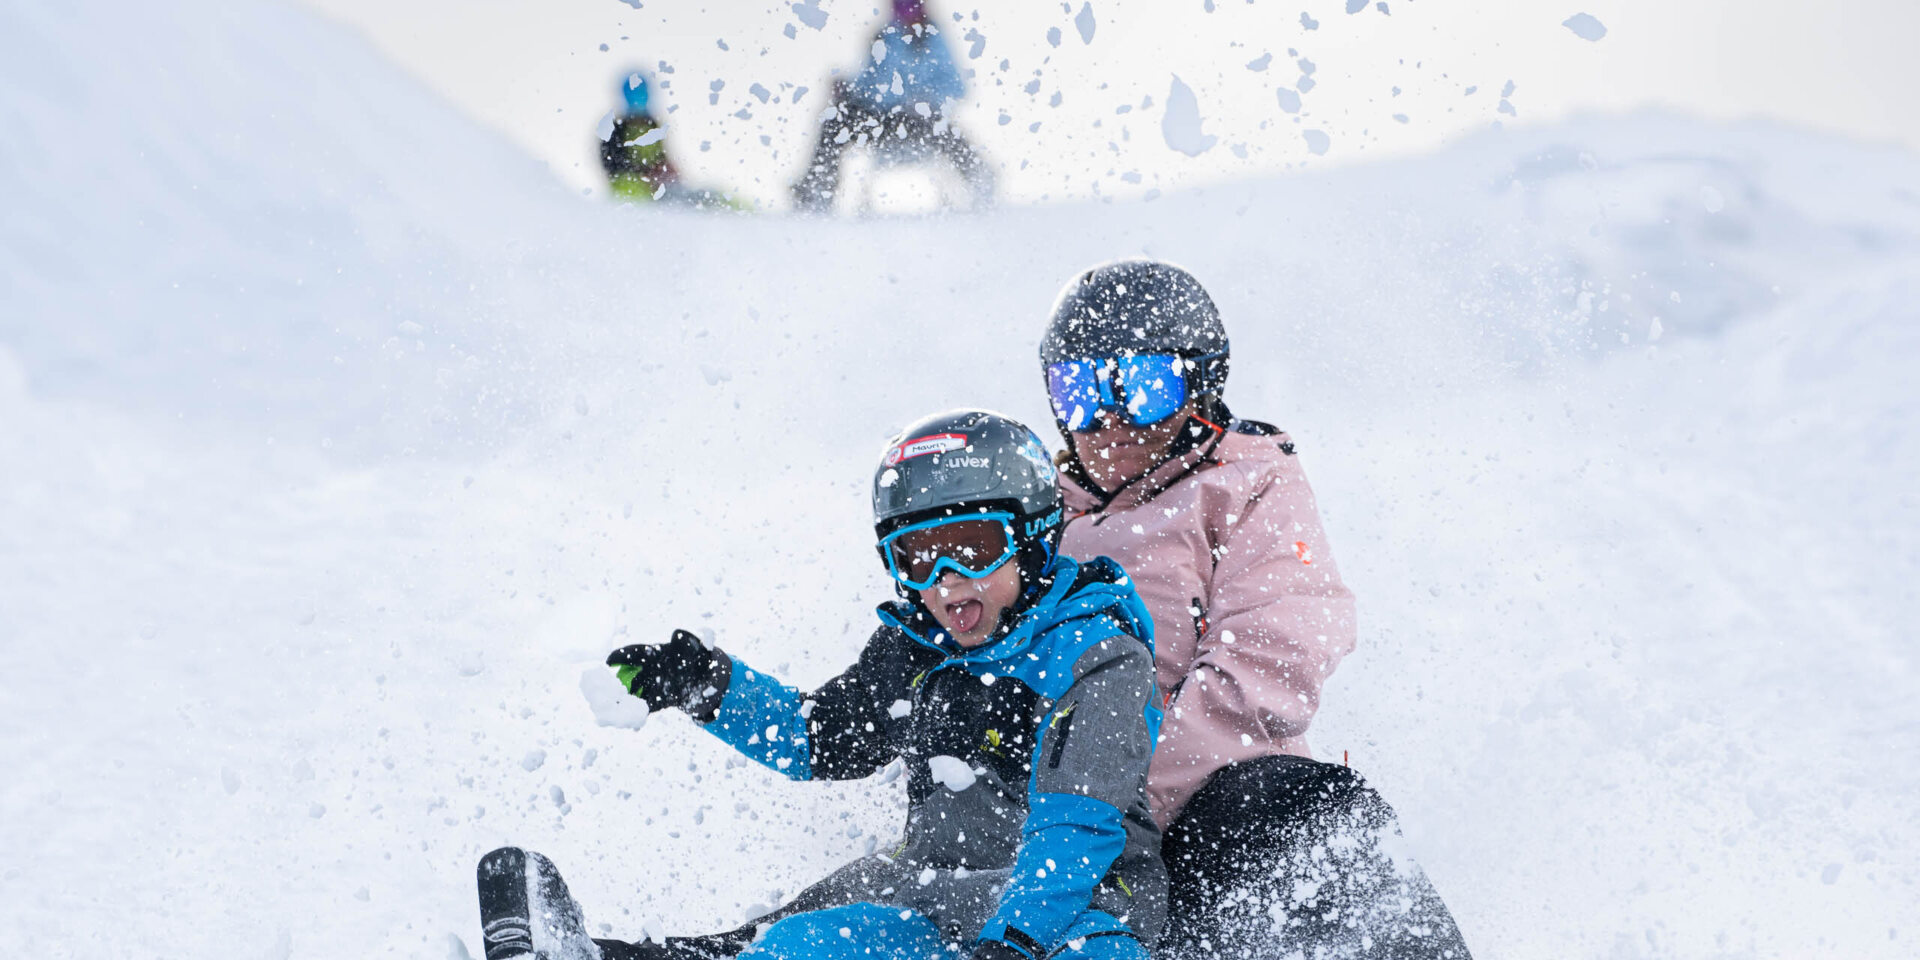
left=600, top=71, right=742, bottom=210
left=791, top=0, right=994, bottom=213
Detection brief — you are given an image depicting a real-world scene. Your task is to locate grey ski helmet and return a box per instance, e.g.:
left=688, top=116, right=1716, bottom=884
left=872, top=409, right=1065, bottom=586
left=1039, top=259, right=1231, bottom=417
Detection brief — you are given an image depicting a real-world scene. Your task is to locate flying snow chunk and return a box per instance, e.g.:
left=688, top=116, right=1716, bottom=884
left=1301, top=11, right=1319, bottom=29
left=791, top=0, right=828, bottom=30
left=1562, top=13, right=1607, bottom=41
left=1246, top=52, right=1272, bottom=72
left=596, top=111, right=618, bottom=143
left=640, top=916, right=667, bottom=944
left=1346, top=0, right=1367, bottom=12
left=581, top=666, right=652, bottom=730
left=1075, top=3, right=1097, bottom=44
left=1162, top=75, right=1217, bottom=157
left=446, top=933, right=476, bottom=960
left=928, top=755, right=977, bottom=791
left=521, top=749, right=547, bottom=772
left=456, top=650, right=486, bottom=676
left=1303, top=129, right=1330, bottom=155
left=1276, top=87, right=1302, bottom=114
left=964, top=28, right=986, bottom=59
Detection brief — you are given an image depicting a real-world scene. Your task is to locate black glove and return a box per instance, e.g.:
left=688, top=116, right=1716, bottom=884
left=969, top=941, right=1033, bottom=960
left=606, top=629, right=719, bottom=713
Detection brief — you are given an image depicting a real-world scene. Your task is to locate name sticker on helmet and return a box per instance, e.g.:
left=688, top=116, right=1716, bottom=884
left=884, top=433, right=968, bottom=466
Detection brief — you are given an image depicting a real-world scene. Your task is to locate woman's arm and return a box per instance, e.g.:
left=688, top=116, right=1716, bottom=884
left=1147, top=458, right=1358, bottom=823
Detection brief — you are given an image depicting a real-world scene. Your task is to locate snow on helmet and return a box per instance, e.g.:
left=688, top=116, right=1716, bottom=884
left=1039, top=258, right=1231, bottom=405
left=621, top=72, right=652, bottom=115
left=872, top=409, right=1064, bottom=587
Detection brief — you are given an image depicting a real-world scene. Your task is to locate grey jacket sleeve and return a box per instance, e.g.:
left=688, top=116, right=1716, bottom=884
left=977, top=634, right=1160, bottom=954
left=1033, top=637, right=1159, bottom=805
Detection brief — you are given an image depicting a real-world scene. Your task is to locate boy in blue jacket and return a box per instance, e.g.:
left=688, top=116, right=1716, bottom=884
left=478, top=410, right=1164, bottom=960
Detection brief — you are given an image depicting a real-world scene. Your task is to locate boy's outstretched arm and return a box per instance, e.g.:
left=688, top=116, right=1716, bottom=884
left=976, top=634, right=1160, bottom=959
left=606, top=627, right=912, bottom=781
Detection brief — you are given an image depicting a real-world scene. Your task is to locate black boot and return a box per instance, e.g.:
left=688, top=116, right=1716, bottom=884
left=476, top=847, right=602, bottom=960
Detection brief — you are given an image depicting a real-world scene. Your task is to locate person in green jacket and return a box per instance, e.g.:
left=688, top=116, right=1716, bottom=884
left=600, top=71, right=742, bottom=210
left=601, top=71, right=679, bottom=202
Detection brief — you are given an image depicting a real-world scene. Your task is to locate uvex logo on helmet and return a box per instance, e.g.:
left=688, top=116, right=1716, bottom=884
left=883, top=433, right=968, bottom=467
left=1025, top=507, right=1064, bottom=537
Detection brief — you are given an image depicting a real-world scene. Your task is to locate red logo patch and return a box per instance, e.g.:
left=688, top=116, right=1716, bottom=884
left=1293, top=541, right=1313, bottom=565
left=883, top=433, right=968, bottom=466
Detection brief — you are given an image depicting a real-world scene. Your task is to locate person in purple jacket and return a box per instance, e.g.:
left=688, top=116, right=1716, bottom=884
left=1040, top=259, right=1472, bottom=960
left=790, top=0, right=993, bottom=212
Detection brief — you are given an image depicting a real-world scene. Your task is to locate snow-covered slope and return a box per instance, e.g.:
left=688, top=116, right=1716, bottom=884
left=3, top=2, right=1916, bottom=958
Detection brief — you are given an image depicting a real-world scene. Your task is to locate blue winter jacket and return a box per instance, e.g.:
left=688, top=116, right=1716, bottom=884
left=693, top=556, right=1167, bottom=957
left=843, top=20, right=966, bottom=115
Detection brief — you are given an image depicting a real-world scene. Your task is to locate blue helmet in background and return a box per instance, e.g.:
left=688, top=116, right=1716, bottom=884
left=621, top=71, right=651, bottom=115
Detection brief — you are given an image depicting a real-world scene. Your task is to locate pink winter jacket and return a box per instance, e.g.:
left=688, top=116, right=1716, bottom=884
left=1057, top=421, right=1357, bottom=827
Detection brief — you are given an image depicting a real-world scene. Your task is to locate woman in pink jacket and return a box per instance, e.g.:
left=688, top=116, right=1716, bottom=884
left=1041, top=260, right=1470, bottom=960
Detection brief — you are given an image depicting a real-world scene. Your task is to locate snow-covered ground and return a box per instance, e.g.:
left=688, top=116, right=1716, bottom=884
left=3, top=2, right=1917, bottom=958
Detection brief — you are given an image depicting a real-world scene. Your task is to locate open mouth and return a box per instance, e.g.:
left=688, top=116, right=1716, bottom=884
left=945, top=597, right=985, bottom=635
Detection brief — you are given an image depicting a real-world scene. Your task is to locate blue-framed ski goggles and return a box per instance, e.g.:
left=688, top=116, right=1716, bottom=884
left=878, top=512, right=1019, bottom=591
left=1045, top=351, right=1220, bottom=432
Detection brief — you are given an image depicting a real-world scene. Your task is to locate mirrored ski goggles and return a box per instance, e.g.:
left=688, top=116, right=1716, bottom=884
left=1045, top=351, right=1218, bottom=432
left=879, top=513, right=1019, bottom=591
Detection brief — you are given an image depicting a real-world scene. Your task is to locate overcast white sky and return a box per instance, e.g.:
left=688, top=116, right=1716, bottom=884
left=304, top=0, right=1920, bottom=208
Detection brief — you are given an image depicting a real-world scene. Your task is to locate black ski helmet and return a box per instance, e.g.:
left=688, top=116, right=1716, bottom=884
left=872, top=409, right=1065, bottom=589
left=1039, top=259, right=1231, bottom=420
